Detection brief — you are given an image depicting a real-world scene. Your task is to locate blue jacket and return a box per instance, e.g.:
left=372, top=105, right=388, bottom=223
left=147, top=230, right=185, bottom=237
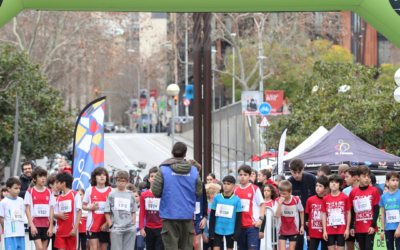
left=159, top=165, right=199, bottom=219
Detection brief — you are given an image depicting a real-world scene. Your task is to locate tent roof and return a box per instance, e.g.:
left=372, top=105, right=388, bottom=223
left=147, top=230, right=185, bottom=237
left=283, top=123, right=400, bottom=172
left=283, top=126, right=328, bottom=161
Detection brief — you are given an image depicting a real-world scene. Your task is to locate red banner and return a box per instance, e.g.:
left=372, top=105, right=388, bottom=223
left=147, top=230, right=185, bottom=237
left=150, top=89, right=158, bottom=98
left=140, top=98, right=147, bottom=109
left=265, top=90, right=284, bottom=115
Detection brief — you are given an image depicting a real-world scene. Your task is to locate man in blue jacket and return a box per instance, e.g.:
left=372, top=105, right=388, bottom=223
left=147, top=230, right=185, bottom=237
left=151, top=142, right=202, bottom=250
left=288, top=158, right=316, bottom=250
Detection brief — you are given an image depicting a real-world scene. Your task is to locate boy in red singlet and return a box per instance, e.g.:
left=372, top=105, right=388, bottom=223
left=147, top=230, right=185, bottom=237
left=25, top=167, right=56, bottom=250
left=54, top=172, right=82, bottom=250
left=82, top=167, right=113, bottom=250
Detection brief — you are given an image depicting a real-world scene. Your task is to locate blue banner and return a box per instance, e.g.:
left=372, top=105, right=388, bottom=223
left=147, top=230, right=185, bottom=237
left=72, top=97, right=106, bottom=190
left=186, top=85, right=194, bottom=99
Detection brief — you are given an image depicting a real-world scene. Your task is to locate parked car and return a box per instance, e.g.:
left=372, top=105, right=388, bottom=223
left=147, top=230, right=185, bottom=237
left=104, top=122, right=116, bottom=133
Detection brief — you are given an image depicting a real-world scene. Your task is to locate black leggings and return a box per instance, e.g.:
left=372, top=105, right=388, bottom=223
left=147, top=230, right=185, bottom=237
left=385, top=230, right=400, bottom=250
left=309, top=238, right=328, bottom=250
left=79, top=232, right=87, bottom=250
left=355, top=233, right=375, bottom=250
left=328, top=234, right=345, bottom=247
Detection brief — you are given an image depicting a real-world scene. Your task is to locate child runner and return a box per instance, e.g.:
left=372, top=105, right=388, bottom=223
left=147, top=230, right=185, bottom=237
left=0, top=177, right=26, bottom=250
left=322, top=174, right=351, bottom=250
left=349, top=165, right=380, bottom=250
left=105, top=171, right=137, bottom=249
left=134, top=190, right=144, bottom=250
left=191, top=160, right=208, bottom=250
left=342, top=167, right=359, bottom=250
left=77, top=188, right=88, bottom=250
left=25, top=167, right=56, bottom=250
left=0, top=186, right=8, bottom=200
left=305, top=176, right=329, bottom=250
left=46, top=172, right=58, bottom=250
left=273, top=180, right=304, bottom=250
left=82, top=167, right=113, bottom=250
left=203, top=183, right=222, bottom=250
left=379, top=171, right=400, bottom=250
left=54, top=172, right=82, bottom=250
left=139, top=167, right=164, bottom=250
left=234, top=165, right=266, bottom=250
left=209, top=175, right=242, bottom=250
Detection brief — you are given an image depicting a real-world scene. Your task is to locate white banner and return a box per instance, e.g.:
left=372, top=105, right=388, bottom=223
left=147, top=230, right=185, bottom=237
left=277, top=128, right=288, bottom=175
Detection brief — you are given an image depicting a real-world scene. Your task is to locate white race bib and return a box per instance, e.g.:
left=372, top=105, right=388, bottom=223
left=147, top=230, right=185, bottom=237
left=328, top=213, right=345, bottom=226
left=282, top=205, right=296, bottom=218
left=114, top=198, right=130, bottom=211
left=145, top=198, right=160, bottom=211
left=94, top=202, right=106, bottom=214
left=82, top=210, right=88, bottom=218
left=34, top=204, right=50, bottom=217
left=386, top=210, right=400, bottom=223
left=11, top=209, right=24, bottom=222
left=240, top=199, right=250, bottom=212
left=215, top=204, right=234, bottom=219
left=354, top=197, right=371, bottom=213
left=195, top=202, right=201, bottom=214
left=59, top=200, right=72, bottom=213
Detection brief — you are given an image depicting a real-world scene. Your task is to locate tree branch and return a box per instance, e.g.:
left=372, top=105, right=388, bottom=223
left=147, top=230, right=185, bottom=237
left=28, top=11, right=43, bottom=56
left=12, top=18, right=24, bottom=50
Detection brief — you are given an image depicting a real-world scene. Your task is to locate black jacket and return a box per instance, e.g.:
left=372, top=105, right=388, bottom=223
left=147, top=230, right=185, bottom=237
left=19, top=174, right=32, bottom=199
left=288, top=172, right=316, bottom=209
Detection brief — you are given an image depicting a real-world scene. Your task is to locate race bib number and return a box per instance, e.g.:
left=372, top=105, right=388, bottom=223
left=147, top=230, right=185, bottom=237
left=145, top=198, right=160, bottom=211
left=94, top=202, right=106, bottom=214
left=282, top=205, right=296, bottom=218
left=114, top=198, right=130, bottom=211
left=240, top=199, right=250, bottom=212
left=195, top=202, right=201, bottom=214
left=82, top=210, right=88, bottom=218
left=328, top=213, right=345, bottom=226
left=215, top=204, right=234, bottom=219
left=59, top=200, right=72, bottom=213
left=386, top=210, right=400, bottom=223
left=34, top=204, right=49, bottom=217
left=353, top=197, right=371, bottom=213
left=11, top=209, right=24, bottom=222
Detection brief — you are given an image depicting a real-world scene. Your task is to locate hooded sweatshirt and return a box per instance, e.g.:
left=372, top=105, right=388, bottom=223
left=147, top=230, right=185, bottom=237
left=151, top=157, right=202, bottom=200
left=19, top=174, right=32, bottom=199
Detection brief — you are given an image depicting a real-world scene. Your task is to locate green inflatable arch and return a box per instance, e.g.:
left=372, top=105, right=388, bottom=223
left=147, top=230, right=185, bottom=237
left=0, top=0, right=399, bottom=48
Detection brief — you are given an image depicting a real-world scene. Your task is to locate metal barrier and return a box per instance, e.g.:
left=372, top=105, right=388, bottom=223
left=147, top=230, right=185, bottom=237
left=261, top=206, right=278, bottom=250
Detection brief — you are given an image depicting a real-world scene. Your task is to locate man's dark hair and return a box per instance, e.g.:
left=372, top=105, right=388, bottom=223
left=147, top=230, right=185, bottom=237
left=21, top=161, right=32, bottom=171
left=238, top=164, right=252, bottom=175
left=172, top=142, right=187, bottom=157
left=90, top=167, right=111, bottom=187
left=223, top=175, right=236, bottom=184
left=289, top=158, right=304, bottom=172
left=345, top=167, right=359, bottom=177
left=56, top=172, right=73, bottom=189
left=370, top=173, right=377, bottom=185
left=386, top=171, right=400, bottom=181
left=328, top=174, right=343, bottom=186
left=318, top=165, right=331, bottom=176
left=6, top=177, right=21, bottom=188
left=149, top=166, right=158, bottom=175
left=358, top=165, right=371, bottom=177
left=316, top=176, right=329, bottom=188
left=32, top=167, right=47, bottom=181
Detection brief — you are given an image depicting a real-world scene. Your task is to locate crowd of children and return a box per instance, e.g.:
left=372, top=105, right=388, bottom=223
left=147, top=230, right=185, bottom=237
left=2, top=159, right=400, bottom=250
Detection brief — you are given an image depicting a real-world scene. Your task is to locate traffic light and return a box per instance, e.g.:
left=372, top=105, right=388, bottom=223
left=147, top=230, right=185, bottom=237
left=174, top=95, right=178, bottom=105
left=134, top=114, right=138, bottom=118
left=94, top=88, right=98, bottom=95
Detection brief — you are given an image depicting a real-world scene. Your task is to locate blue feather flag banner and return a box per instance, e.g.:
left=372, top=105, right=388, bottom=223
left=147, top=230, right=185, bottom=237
left=72, top=97, right=106, bottom=190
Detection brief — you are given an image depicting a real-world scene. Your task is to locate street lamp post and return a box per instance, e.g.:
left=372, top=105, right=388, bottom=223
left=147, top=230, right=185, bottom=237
left=231, top=33, right=236, bottom=103
left=167, top=83, right=180, bottom=148
left=212, top=49, right=217, bottom=111
left=128, top=49, right=141, bottom=133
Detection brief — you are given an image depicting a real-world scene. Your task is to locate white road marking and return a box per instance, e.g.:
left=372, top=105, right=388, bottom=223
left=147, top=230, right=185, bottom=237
left=106, top=139, right=131, bottom=169
left=143, top=138, right=172, bottom=158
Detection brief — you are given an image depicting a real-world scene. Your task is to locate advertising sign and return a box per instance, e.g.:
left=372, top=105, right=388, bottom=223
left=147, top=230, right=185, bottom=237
left=241, top=91, right=261, bottom=115
left=139, top=89, right=148, bottom=109
left=265, top=90, right=284, bottom=115
left=150, top=89, right=158, bottom=98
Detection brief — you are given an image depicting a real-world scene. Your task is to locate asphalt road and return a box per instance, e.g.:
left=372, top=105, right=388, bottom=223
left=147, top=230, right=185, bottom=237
left=104, top=132, right=194, bottom=180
